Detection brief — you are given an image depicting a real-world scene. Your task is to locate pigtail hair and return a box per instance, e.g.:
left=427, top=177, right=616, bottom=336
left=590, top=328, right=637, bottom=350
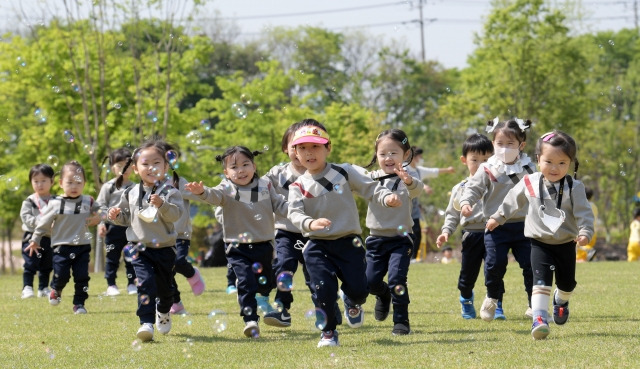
left=364, top=154, right=378, bottom=169
left=215, top=155, right=223, bottom=162
left=252, top=150, right=262, bottom=157
left=573, top=158, right=579, bottom=179
left=115, top=156, right=133, bottom=189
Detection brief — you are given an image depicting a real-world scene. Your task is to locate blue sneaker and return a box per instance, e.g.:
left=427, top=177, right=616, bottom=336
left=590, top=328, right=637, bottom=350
left=256, top=295, right=274, bottom=314
left=459, top=294, right=476, bottom=319
left=553, top=297, right=569, bottom=325
left=226, top=285, right=237, bottom=294
left=317, top=330, right=339, bottom=347
left=531, top=316, right=550, bottom=340
left=342, top=294, right=364, bottom=328
left=494, top=301, right=506, bottom=320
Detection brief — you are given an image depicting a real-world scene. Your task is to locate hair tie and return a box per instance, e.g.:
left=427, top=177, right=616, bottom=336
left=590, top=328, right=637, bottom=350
left=485, top=116, right=499, bottom=133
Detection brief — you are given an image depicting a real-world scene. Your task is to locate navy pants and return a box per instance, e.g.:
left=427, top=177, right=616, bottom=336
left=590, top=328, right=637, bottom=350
left=132, top=246, right=176, bottom=324
left=410, top=218, right=421, bottom=259
left=273, top=230, right=311, bottom=310
left=365, top=235, right=411, bottom=323
left=304, top=236, right=369, bottom=332
left=484, top=222, right=532, bottom=303
left=104, top=224, right=136, bottom=286
left=22, top=233, right=53, bottom=290
left=458, top=231, right=486, bottom=299
left=173, top=239, right=196, bottom=303
left=226, top=241, right=274, bottom=322
left=226, top=261, right=237, bottom=287
left=52, top=244, right=91, bottom=305
left=531, top=239, right=577, bottom=292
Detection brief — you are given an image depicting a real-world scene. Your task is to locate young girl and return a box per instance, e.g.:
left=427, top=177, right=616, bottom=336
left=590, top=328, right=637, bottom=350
left=363, top=129, right=421, bottom=335
left=459, top=118, right=535, bottom=321
left=486, top=131, right=594, bottom=339
left=96, top=148, right=137, bottom=296
left=287, top=122, right=402, bottom=348
left=20, top=164, right=56, bottom=299
left=107, top=139, right=184, bottom=342
left=26, top=161, right=100, bottom=314
left=185, top=146, right=288, bottom=339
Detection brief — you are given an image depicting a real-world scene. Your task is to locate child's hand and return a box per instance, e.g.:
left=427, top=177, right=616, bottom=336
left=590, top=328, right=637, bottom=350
left=436, top=233, right=449, bottom=248
left=394, top=166, right=413, bottom=186
left=26, top=241, right=41, bottom=257
left=486, top=219, right=499, bottom=232
left=310, top=218, right=331, bottom=231
left=460, top=204, right=472, bottom=217
left=86, top=213, right=101, bottom=227
left=423, top=184, right=433, bottom=195
left=385, top=194, right=402, bottom=207
left=149, top=194, right=164, bottom=208
left=185, top=181, right=205, bottom=195
left=98, top=223, right=107, bottom=237
left=108, top=207, right=121, bottom=220
left=576, top=235, right=589, bottom=246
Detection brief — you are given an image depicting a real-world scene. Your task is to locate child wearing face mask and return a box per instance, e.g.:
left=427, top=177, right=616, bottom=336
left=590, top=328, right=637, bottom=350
left=459, top=118, right=536, bottom=322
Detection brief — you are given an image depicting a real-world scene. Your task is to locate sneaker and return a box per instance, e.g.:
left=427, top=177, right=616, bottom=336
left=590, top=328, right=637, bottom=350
left=127, top=284, right=137, bottom=295
left=480, top=296, right=498, bottom=322
left=587, top=248, right=597, bottom=261
left=256, top=295, right=274, bottom=314
left=37, top=287, right=51, bottom=298
left=156, top=311, right=172, bottom=334
left=106, top=285, right=120, bottom=296
left=243, top=321, right=260, bottom=338
left=187, top=267, right=205, bottom=296
left=531, top=316, right=550, bottom=340
left=73, top=304, right=87, bottom=314
left=459, top=294, right=476, bottom=319
left=553, top=296, right=570, bottom=325
left=21, top=286, right=35, bottom=299
left=494, top=301, right=506, bottom=320
left=317, top=330, right=339, bottom=347
left=137, top=323, right=154, bottom=342
left=264, top=309, right=292, bottom=327
left=226, top=285, right=237, bottom=294
left=374, top=293, right=391, bottom=322
left=525, top=307, right=533, bottom=318
left=170, top=301, right=187, bottom=315
left=49, top=289, right=61, bottom=306
left=344, top=305, right=364, bottom=328
left=392, top=321, right=411, bottom=335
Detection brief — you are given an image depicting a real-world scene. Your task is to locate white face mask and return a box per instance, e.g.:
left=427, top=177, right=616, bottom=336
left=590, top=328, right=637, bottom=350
left=538, top=205, right=565, bottom=233
left=138, top=206, right=157, bottom=223
left=494, top=147, right=520, bottom=163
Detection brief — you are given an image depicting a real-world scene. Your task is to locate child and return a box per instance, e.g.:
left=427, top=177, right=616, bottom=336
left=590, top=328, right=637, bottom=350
left=287, top=121, right=402, bottom=347
left=20, top=164, right=56, bottom=299
left=627, top=208, right=640, bottom=261
left=435, top=133, right=494, bottom=319
left=440, top=247, right=456, bottom=264
left=576, top=187, right=598, bottom=262
left=107, top=138, right=184, bottom=342
left=459, top=118, right=535, bottom=321
left=96, top=148, right=137, bottom=296
left=486, top=130, right=594, bottom=339
left=362, top=129, right=421, bottom=335
left=185, top=146, right=288, bottom=338
left=26, top=161, right=100, bottom=314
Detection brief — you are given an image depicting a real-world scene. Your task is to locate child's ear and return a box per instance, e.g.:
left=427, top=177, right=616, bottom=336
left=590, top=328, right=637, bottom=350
left=519, top=141, right=526, bottom=151
left=460, top=155, right=467, bottom=165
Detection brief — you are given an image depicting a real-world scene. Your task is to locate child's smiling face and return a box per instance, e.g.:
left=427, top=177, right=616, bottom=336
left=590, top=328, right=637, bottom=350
left=223, top=152, right=256, bottom=186
left=376, top=137, right=409, bottom=175
left=295, top=143, right=330, bottom=175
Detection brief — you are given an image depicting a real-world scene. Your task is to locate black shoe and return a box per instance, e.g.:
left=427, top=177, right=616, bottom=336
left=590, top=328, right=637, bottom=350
left=374, top=293, right=391, bottom=322
left=392, top=321, right=411, bottom=335
left=264, top=309, right=292, bottom=327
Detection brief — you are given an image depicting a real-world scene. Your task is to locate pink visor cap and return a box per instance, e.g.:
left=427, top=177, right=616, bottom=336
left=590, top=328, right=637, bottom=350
left=290, top=126, right=330, bottom=146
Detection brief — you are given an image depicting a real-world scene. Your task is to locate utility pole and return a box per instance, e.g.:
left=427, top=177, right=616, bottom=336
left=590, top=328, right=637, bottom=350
left=419, top=0, right=426, bottom=62
left=635, top=0, right=639, bottom=33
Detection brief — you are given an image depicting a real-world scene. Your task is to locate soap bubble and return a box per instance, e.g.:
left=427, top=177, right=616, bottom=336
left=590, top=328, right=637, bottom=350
left=397, top=225, right=409, bottom=237
left=186, top=130, right=202, bottom=145
left=252, top=262, right=263, bottom=274
left=276, top=271, right=294, bottom=291
left=258, top=276, right=267, bottom=285
left=231, top=102, right=248, bottom=119
left=63, top=130, right=75, bottom=143
left=131, top=339, right=142, bottom=351
left=207, top=310, right=228, bottom=333
left=394, top=285, right=406, bottom=296
left=200, top=119, right=211, bottom=130
left=240, top=93, right=252, bottom=105
left=352, top=237, right=362, bottom=247
left=305, top=308, right=327, bottom=330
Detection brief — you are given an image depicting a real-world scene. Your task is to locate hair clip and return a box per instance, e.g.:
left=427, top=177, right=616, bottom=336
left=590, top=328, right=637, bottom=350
left=485, top=116, right=499, bottom=133
left=401, top=137, right=408, bottom=145
left=515, top=118, right=528, bottom=132
left=542, top=132, right=555, bottom=142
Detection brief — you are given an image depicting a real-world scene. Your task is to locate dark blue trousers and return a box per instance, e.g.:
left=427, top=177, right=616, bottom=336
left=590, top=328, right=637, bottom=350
left=458, top=231, right=486, bottom=299
left=226, top=241, right=274, bottom=322
left=410, top=218, right=420, bottom=258
left=484, top=222, right=532, bottom=303
left=22, top=233, right=53, bottom=290
left=531, top=239, right=577, bottom=292
left=173, top=239, right=196, bottom=303
left=132, top=246, right=176, bottom=324
left=104, top=224, right=136, bottom=286
left=51, top=244, right=91, bottom=305
left=365, top=235, right=411, bottom=323
left=303, top=236, right=369, bottom=332
left=273, top=230, right=311, bottom=310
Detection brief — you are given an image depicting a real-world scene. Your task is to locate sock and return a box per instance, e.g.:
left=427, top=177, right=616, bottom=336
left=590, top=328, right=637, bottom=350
left=555, top=289, right=572, bottom=305
left=532, top=285, right=551, bottom=320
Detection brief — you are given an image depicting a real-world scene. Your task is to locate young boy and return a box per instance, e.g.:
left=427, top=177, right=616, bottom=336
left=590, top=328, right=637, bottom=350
left=287, top=121, right=402, bottom=347
left=436, top=134, right=497, bottom=319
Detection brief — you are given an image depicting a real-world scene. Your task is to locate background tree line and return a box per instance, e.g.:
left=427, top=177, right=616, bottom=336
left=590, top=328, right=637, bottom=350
left=0, top=0, right=638, bottom=272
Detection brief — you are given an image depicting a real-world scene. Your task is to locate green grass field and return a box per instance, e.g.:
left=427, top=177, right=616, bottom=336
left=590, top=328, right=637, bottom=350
left=1, top=260, right=639, bottom=368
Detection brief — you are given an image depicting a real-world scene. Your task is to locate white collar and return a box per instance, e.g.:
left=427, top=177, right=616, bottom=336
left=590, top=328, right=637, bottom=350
left=487, top=153, right=533, bottom=175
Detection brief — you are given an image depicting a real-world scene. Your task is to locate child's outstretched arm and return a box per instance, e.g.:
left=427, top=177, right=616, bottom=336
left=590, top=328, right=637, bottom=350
left=185, top=181, right=205, bottom=195
left=435, top=232, right=449, bottom=248
left=573, top=181, right=595, bottom=246
left=186, top=181, right=226, bottom=207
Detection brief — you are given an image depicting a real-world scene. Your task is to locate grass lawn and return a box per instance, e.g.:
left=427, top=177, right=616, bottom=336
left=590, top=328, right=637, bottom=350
left=1, top=260, right=639, bottom=368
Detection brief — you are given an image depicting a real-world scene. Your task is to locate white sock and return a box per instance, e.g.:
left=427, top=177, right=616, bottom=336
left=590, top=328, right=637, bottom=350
left=532, top=285, right=551, bottom=320
left=555, top=289, right=572, bottom=305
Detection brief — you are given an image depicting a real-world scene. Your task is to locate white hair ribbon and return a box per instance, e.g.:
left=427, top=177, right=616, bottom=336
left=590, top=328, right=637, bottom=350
left=515, top=118, right=528, bottom=132
left=485, top=116, right=499, bottom=133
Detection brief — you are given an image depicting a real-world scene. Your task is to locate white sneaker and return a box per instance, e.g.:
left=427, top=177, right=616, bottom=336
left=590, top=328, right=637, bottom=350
left=21, top=286, right=35, bottom=299
left=106, top=285, right=121, bottom=296
left=137, top=323, right=154, bottom=342
left=156, top=311, right=172, bottom=334
left=37, top=287, right=51, bottom=298
left=127, top=284, right=137, bottom=295
left=480, top=296, right=498, bottom=321
left=243, top=321, right=260, bottom=338
left=525, top=307, right=533, bottom=318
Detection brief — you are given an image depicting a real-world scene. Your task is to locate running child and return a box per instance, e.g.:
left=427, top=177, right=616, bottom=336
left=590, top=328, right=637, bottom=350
left=486, top=130, right=594, bottom=339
